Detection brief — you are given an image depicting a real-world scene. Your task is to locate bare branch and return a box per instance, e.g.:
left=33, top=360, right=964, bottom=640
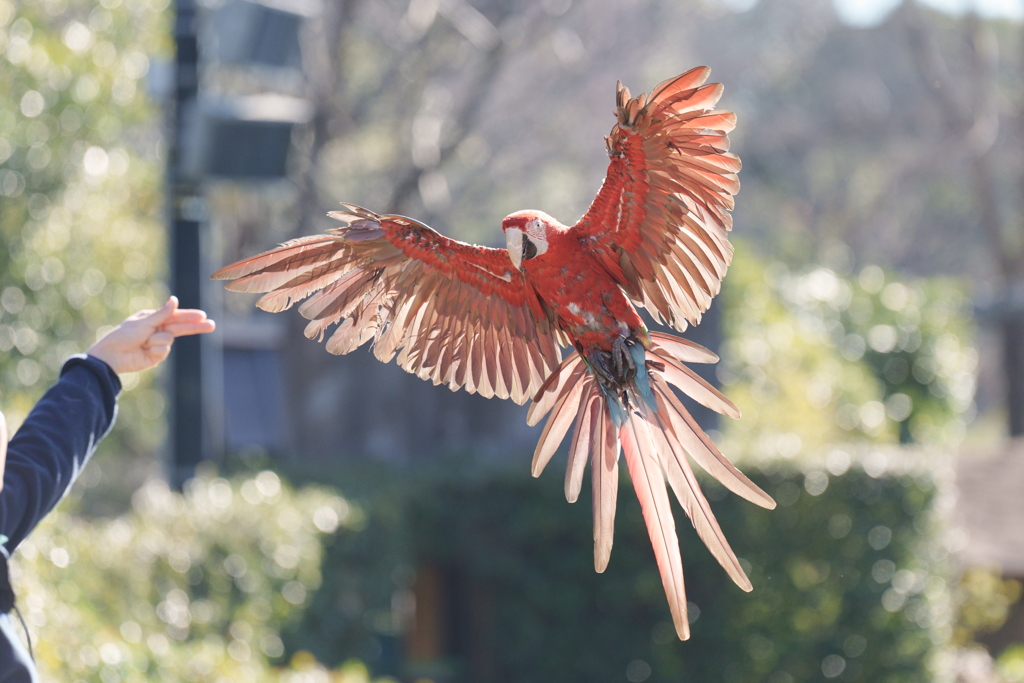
left=902, top=3, right=1017, bottom=279
left=901, top=1, right=972, bottom=131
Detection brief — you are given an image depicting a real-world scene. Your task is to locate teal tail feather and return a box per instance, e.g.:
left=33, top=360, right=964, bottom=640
left=629, top=341, right=657, bottom=415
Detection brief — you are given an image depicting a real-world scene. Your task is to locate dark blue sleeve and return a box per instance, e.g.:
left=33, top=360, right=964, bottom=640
left=0, top=354, right=120, bottom=553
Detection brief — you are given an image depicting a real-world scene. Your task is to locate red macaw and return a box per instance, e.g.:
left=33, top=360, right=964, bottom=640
left=212, top=66, right=775, bottom=640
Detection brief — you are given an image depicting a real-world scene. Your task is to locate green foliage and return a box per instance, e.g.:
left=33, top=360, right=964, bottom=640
left=0, top=0, right=168, bottom=505
left=8, top=470, right=395, bottom=682
left=284, top=463, right=949, bottom=683
left=999, top=644, right=1024, bottom=682
left=718, top=243, right=975, bottom=460
left=953, top=569, right=1023, bottom=647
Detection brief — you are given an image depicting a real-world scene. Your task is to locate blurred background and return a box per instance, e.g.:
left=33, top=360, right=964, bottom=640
left=1, top=0, right=1024, bottom=680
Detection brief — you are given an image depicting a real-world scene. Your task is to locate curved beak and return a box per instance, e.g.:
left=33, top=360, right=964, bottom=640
left=505, top=227, right=524, bottom=271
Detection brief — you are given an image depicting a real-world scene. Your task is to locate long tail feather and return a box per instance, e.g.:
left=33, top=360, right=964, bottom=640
left=620, top=413, right=689, bottom=639
left=657, top=352, right=740, bottom=418
left=527, top=352, right=585, bottom=426
left=653, top=375, right=775, bottom=509
left=592, top=396, right=620, bottom=573
left=646, top=398, right=751, bottom=591
left=532, top=377, right=588, bottom=477
left=566, top=387, right=600, bottom=503
left=649, top=331, right=719, bottom=364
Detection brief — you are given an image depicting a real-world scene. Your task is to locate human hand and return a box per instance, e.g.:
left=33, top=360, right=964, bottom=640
left=87, top=296, right=216, bottom=375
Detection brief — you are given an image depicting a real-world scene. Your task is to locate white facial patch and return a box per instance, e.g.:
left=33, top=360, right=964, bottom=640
left=524, top=219, right=549, bottom=256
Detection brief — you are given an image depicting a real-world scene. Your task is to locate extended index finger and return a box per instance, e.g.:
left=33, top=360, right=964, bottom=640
left=163, top=319, right=216, bottom=337
left=162, top=309, right=210, bottom=325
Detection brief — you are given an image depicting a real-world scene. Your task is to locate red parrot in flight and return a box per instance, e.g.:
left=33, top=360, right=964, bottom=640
left=212, top=66, right=775, bottom=640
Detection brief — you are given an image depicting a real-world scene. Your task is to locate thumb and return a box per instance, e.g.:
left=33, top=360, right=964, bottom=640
left=145, top=296, right=179, bottom=327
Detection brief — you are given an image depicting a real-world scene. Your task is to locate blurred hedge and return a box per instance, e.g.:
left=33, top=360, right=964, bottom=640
left=10, top=470, right=394, bottom=683
left=7, top=458, right=963, bottom=683
left=287, top=461, right=950, bottom=683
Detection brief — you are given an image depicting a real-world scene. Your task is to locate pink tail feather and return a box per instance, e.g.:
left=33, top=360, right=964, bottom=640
left=566, top=391, right=599, bottom=503
left=528, top=332, right=775, bottom=641
left=620, top=412, right=690, bottom=638
left=592, top=394, right=619, bottom=573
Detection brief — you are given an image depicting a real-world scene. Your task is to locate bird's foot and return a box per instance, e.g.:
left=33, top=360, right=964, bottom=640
left=590, top=336, right=641, bottom=406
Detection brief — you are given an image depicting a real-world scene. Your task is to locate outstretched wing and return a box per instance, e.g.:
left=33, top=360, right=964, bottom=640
left=572, top=66, right=740, bottom=332
left=211, top=204, right=563, bottom=405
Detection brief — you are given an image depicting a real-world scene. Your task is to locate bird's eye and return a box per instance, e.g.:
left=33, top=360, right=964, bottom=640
left=522, top=238, right=538, bottom=261
left=528, top=219, right=542, bottom=232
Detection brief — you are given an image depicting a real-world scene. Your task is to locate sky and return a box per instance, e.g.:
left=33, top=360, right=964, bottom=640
left=716, top=0, right=1023, bottom=25
left=832, top=0, right=1023, bottom=26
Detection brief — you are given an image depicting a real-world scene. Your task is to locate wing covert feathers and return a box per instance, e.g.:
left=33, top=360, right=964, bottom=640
left=211, top=205, right=562, bottom=405
left=529, top=334, right=773, bottom=640
left=573, top=66, right=740, bottom=333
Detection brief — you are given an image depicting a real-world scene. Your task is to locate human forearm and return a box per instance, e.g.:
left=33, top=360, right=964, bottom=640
left=0, top=356, right=119, bottom=551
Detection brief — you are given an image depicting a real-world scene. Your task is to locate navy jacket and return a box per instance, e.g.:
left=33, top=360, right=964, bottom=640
left=0, top=355, right=120, bottom=681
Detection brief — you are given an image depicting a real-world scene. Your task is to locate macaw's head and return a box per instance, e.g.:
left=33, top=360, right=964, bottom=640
left=501, top=210, right=559, bottom=271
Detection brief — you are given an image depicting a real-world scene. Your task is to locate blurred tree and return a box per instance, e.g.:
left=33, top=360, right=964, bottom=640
left=668, top=0, right=1020, bottom=283
left=718, top=243, right=976, bottom=460
left=902, top=3, right=1024, bottom=436
left=669, top=0, right=1021, bottom=435
left=0, top=0, right=170, bottom=510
